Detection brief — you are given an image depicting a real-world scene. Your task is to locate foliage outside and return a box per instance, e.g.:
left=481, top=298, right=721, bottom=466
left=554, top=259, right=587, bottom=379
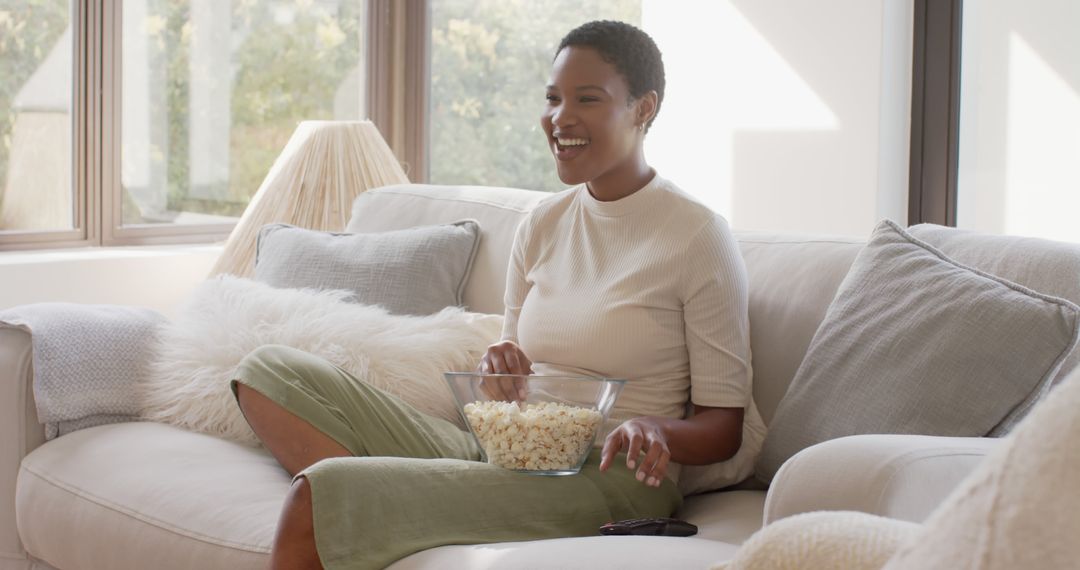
left=0, top=0, right=69, bottom=214
left=138, top=0, right=363, bottom=222
left=3, top=0, right=645, bottom=229
left=430, top=0, right=641, bottom=192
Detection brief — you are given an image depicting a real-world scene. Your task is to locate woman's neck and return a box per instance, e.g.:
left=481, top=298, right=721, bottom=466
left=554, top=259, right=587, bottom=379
left=586, top=155, right=655, bottom=202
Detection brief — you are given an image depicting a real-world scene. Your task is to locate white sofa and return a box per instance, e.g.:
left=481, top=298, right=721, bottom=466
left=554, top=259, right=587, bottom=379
left=1, top=184, right=1005, bottom=569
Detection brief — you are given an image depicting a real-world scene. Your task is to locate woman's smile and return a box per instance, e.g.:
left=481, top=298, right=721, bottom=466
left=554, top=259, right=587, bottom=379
left=553, top=133, right=590, bottom=161
left=541, top=45, right=655, bottom=199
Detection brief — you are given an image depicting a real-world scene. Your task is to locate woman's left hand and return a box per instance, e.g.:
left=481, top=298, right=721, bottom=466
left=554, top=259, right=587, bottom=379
left=599, top=417, right=670, bottom=487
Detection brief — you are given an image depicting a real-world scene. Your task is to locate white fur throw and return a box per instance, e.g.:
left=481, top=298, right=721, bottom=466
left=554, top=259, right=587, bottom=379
left=139, top=276, right=502, bottom=447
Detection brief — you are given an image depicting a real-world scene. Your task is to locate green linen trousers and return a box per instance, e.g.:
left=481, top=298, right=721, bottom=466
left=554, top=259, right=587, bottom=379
left=230, top=344, right=682, bottom=569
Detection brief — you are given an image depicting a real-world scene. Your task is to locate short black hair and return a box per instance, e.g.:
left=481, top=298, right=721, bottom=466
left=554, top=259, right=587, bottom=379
left=556, top=20, right=665, bottom=131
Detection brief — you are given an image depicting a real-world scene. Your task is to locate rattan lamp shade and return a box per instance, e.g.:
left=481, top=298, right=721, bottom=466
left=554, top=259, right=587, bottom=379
left=210, top=120, right=409, bottom=278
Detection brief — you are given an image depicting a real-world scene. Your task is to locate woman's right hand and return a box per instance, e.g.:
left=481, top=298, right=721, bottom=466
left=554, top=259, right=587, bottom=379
left=477, top=340, right=533, bottom=402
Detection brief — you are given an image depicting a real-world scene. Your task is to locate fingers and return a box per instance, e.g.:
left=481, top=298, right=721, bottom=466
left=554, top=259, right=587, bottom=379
left=479, top=375, right=519, bottom=402
left=599, top=421, right=670, bottom=487
left=502, top=354, right=529, bottom=400
left=636, top=440, right=670, bottom=488
left=625, top=430, right=644, bottom=471
left=505, top=351, right=524, bottom=376
left=599, top=431, right=625, bottom=472
left=476, top=342, right=532, bottom=402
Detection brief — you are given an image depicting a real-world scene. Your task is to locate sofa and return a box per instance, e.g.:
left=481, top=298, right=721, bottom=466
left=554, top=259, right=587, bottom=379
left=7, top=181, right=1056, bottom=570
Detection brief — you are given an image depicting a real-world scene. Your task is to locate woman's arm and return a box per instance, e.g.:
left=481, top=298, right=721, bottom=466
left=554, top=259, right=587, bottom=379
left=599, top=405, right=744, bottom=487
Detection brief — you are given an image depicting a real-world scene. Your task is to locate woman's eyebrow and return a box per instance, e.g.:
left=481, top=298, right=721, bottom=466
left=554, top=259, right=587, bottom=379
left=544, top=84, right=609, bottom=93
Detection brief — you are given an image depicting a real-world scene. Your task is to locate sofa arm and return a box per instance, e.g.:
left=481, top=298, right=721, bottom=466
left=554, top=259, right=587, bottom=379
left=763, top=434, right=997, bottom=525
left=0, top=326, right=45, bottom=568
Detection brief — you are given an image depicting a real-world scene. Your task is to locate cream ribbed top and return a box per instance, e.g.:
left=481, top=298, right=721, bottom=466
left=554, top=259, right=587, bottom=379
left=501, top=174, right=754, bottom=432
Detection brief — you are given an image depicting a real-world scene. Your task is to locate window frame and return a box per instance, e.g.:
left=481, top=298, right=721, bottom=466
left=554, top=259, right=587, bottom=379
left=0, top=0, right=94, bottom=250
left=908, top=0, right=963, bottom=227
left=2, top=0, right=965, bottom=251
left=1, top=0, right=406, bottom=251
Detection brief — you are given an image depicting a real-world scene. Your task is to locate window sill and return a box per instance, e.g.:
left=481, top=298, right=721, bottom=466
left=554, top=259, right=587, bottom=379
left=0, top=243, right=224, bottom=266
left=0, top=243, right=225, bottom=317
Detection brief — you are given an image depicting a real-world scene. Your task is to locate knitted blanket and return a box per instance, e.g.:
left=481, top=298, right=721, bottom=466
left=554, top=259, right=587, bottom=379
left=0, top=303, right=166, bottom=439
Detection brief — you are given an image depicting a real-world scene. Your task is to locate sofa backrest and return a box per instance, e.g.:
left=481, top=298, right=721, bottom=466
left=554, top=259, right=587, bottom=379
left=346, top=184, right=549, bottom=315
left=347, top=184, right=863, bottom=424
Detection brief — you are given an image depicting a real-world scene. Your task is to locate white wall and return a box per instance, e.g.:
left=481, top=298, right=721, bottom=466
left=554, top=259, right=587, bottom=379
left=642, top=0, right=913, bottom=238
left=957, top=0, right=1080, bottom=243
left=0, top=245, right=222, bottom=318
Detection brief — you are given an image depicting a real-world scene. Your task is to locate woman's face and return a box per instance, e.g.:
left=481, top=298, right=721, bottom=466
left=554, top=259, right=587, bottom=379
left=541, top=46, right=647, bottom=186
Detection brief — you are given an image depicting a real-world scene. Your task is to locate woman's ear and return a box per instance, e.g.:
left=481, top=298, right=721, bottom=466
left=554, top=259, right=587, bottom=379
left=635, top=90, right=659, bottom=129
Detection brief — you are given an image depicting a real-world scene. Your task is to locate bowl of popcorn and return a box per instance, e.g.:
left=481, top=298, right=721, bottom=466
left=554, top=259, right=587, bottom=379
left=444, top=373, right=626, bottom=475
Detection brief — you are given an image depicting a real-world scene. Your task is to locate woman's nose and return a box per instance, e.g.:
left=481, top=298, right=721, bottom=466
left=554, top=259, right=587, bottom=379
left=551, top=106, right=576, bottom=129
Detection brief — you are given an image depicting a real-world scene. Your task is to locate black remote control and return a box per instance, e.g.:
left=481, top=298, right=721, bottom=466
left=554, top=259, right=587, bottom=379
left=599, top=517, right=698, bottom=537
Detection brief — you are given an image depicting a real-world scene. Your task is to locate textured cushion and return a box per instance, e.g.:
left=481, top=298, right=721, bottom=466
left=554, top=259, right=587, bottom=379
left=255, top=220, right=481, bottom=316
left=756, top=220, right=1080, bottom=483
left=908, top=223, right=1080, bottom=430
left=346, top=185, right=551, bottom=316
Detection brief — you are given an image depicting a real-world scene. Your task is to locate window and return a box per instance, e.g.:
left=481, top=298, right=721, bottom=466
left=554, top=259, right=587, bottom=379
left=956, top=0, right=1080, bottom=243
left=0, top=0, right=74, bottom=234
left=427, top=0, right=913, bottom=237
left=428, top=0, right=640, bottom=192
left=0, top=0, right=367, bottom=249
left=117, top=0, right=365, bottom=234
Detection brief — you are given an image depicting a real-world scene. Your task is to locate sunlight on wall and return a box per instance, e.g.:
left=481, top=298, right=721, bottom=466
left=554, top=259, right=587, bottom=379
left=642, top=1, right=837, bottom=218
left=1004, top=35, right=1080, bottom=242
left=958, top=0, right=1080, bottom=244
left=640, top=0, right=910, bottom=237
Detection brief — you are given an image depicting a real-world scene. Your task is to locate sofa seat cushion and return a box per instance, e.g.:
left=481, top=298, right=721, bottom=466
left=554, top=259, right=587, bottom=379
left=675, top=490, right=766, bottom=545
left=389, top=536, right=739, bottom=569
left=391, top=490, right=762, bottom=568
left=16, top=422, right=750, bottom=570
left=17, top=422, right=285, bottom=570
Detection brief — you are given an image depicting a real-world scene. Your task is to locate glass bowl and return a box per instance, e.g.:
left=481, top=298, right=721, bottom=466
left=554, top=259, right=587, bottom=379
left=444, top=373, right=626, bottom=475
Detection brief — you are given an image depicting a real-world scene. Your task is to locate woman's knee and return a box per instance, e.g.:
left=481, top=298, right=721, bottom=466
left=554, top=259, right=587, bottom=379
left=271, top=476, right=322, bottom=569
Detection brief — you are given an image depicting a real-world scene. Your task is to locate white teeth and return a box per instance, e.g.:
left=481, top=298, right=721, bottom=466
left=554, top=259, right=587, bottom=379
left=556, top=137, right=589, bottom=146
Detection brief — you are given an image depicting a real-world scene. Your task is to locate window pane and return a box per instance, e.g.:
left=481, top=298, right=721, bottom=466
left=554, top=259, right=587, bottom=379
left=429, top=0, right=641, bottom=192
left=0, top=1, right=73, bottom=232
left=121, top=0, right=365, bottom=227
left=957, top=0, right=1080, bottom=243
left=428, top=1, right=912, bottom=237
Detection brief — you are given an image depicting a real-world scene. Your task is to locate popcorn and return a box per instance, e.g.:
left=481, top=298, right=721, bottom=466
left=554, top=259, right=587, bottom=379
left=464, top=400, right=603, bottom=471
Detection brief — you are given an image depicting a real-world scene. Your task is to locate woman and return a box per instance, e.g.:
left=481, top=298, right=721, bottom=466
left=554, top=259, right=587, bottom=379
left=232, top=20, right=753, bottom=569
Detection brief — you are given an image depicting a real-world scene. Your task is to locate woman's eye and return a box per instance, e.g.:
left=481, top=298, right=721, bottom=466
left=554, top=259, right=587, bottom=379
left=545, top=94, right=560, bottom=103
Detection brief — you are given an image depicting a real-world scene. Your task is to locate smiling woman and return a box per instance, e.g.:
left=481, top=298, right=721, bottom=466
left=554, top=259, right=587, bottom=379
left=234, top=20, right=762, bottom=570
left=541, top=23, right=660, bottom=199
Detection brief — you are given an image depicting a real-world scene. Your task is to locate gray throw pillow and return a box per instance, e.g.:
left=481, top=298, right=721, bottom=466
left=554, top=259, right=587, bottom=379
left=755, top=219, right=1080, bottom=484
left=908, top=223, right=1080, bottom=435
left=254, top=220, right=481, bottom=316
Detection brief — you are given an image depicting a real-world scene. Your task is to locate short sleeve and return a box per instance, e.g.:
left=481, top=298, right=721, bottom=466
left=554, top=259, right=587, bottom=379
left=683, top=216, right=753, bottom=408
left=500, top=216, right=532, bottom=343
